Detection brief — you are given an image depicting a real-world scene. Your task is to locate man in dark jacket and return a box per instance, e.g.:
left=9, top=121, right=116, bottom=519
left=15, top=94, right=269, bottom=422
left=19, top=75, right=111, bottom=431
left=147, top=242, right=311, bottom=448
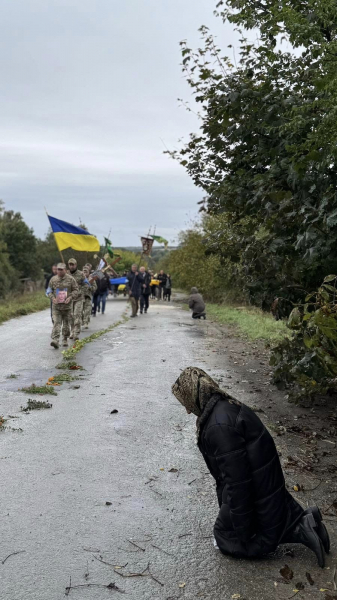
left=127, top=264, right=144, bottom=317
left=188, top=287, right=206, bottom=319
left=157, top=270, right=167, bottom=300
left=172, top=367, right=329, bottom=567
left=92, top=273, right=111, bottom=316
left=139, top=266, right=151, bottom=314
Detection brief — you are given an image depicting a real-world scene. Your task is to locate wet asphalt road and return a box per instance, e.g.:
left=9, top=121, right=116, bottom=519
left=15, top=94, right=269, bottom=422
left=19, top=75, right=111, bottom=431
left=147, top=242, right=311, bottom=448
left=0, top=297, right=326, bottom=600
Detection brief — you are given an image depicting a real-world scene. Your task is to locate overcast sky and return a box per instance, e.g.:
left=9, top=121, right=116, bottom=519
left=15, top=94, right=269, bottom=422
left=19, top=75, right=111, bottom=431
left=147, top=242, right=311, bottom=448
left=0, top=0, right=237, bottom=246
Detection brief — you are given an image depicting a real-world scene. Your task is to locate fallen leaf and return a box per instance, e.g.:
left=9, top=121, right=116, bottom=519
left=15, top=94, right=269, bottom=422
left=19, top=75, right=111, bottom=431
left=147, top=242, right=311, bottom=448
left=295, top=582, right=305, bottom=590
left=280, top=564, right=294, bottom=581
left=168, top=468, right=178, bottom=473
left=293, top=484, right=302, bottom=492
left=160, top=468, right=165, bottom=471
left=179, top=582, right=186, bottom=588
left=110, top=409, right=118, bottom=414
left=105, top=501, right=112, bottom=506
left=306, top=572, right=314, bottom=586
left=231, top=595, right=241, bottom=599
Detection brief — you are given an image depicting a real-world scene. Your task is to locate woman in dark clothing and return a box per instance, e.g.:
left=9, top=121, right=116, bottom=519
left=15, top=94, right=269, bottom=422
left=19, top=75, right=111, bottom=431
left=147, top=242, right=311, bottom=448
left=189, top=287, right=206, bottom=319
left=172, top=367, right=329, bottom=567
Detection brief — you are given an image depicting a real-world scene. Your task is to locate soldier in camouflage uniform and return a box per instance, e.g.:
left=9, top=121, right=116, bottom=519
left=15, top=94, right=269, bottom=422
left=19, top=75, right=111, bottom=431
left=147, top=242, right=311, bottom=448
left=67, top=258, right=89, bottom=341
left=82, top=266, right=96, bottom=329
left=47, top=263, right=79, bottom=349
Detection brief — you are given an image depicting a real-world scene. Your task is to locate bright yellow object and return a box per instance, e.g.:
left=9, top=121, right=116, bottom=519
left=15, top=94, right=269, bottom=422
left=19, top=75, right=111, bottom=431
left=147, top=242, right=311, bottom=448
left=151, top=279, right=159, bottom=286
left=118, top=284, right=126, bottom=291
left=54, top=232, right=100, bottom=252
left=48, top=215, right=100, bottom=252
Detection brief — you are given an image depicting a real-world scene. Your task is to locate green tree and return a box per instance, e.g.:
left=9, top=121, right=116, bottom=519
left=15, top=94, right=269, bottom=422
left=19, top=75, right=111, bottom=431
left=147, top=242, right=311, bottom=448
left=36, top=229, right=60, bottom=274
left=0, top=209, right=39, bottom=279
left=169, top=1, right=337, bottom=307
left=165, top=224, right=224, bottom=300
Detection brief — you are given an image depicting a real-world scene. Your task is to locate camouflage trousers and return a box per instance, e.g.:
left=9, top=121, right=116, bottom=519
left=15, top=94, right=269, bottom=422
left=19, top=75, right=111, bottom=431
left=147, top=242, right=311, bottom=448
left=82, top=296, right=92, bottom=326
left=51, top=306, right=71, bottom=341
left=70, top=299, right=84, bottom=338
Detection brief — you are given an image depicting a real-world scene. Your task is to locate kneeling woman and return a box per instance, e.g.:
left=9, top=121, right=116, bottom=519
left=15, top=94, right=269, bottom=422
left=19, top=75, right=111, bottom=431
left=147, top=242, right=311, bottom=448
left=172, top=367, right=329, bottom=567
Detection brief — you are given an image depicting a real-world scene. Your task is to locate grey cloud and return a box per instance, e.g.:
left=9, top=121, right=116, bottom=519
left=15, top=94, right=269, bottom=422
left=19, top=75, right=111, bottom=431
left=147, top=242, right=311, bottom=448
left=0, top=0, right=236, bottom=244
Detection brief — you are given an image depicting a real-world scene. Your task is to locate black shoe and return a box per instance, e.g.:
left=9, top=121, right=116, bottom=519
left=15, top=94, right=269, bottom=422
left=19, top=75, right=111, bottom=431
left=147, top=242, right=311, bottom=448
left=289, top=514, right=325, bottom=568
left=140, top=310, right=143, bottom=314
left=144, top=310, right=147, bottom=313
left=305, top=506, right=330, bottom=554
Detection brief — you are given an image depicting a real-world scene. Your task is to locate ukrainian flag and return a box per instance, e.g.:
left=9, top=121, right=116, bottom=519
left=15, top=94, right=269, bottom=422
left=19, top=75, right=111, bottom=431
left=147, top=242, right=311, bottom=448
left=48, top=215, right=100, bottom=252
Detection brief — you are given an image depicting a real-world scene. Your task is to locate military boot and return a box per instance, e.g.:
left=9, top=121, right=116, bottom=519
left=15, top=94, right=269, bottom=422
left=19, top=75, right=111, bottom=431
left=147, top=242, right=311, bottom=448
left=62, top=339, right=68, bottom=347
left=50, top=341, right=59, bottom=349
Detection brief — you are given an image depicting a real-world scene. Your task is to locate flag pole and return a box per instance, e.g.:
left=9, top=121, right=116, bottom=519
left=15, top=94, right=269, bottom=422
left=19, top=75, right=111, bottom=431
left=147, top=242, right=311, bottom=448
left=44, top=207, right=65, bottom=264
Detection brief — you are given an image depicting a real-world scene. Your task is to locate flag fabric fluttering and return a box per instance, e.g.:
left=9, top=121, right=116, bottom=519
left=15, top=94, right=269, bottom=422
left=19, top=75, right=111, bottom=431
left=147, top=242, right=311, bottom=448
left=104, top=237, right=114, bottom=258
left=151, top=235, right=168, bottom=248
left=48, top=216, right=100, bottom=252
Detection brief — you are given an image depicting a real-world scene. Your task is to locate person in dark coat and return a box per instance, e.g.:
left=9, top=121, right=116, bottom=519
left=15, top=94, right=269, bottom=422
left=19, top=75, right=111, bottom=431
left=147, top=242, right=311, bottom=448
left=127, top=264, right=144, bottom=317
left=92, top=273, right=111, bottom=316
left=172, top=367, right=329, bottom=567
left=139, top=266, right=151, bottom=314
left=163, top=273, right=172, bottom=301
left=157, top=270, right=167, bottom=300
left=188, top=287, right=206, bottom=319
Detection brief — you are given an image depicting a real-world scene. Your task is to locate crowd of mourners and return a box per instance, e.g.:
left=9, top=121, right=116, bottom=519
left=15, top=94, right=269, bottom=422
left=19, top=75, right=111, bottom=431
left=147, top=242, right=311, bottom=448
left=44, top=261, right=191, bottom=345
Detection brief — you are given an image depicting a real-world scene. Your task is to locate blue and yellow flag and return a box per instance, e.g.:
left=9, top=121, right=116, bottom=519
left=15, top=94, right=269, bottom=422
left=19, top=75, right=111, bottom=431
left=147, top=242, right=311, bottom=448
left=48, top=215, right=100, bottom=252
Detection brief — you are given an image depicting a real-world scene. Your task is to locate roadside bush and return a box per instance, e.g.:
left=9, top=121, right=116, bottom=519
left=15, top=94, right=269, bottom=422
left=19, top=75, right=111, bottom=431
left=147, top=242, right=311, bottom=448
left=270, top=275, right=337, bottom=401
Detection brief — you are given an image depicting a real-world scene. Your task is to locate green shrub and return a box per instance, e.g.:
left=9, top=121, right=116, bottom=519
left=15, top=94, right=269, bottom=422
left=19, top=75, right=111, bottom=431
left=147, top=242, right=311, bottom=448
left=270, top=275, right=337, bottom=400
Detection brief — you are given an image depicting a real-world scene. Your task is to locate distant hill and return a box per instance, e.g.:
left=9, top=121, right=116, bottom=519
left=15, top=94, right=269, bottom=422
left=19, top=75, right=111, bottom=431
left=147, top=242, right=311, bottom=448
left=118, top=246, right=177, bottom=254
left=116, top=245, right=177, bottom=266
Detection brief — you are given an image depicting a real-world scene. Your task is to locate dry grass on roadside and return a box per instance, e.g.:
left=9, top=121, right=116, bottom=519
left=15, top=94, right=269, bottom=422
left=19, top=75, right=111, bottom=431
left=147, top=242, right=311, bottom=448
left=206, top=303, right=289, bottom=343
left=0, top=291, right=49, bottom=325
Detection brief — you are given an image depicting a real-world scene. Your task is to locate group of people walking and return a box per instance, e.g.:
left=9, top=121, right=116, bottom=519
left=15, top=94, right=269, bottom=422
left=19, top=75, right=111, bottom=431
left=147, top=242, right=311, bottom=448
left=126, top=266, right=172, bottom=317
left=45, top=259, right=112, bottom=349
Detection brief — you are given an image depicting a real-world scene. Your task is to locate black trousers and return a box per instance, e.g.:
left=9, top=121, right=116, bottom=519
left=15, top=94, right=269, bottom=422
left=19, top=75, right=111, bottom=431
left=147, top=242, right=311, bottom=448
left=140, top=293, right=150, bottom=312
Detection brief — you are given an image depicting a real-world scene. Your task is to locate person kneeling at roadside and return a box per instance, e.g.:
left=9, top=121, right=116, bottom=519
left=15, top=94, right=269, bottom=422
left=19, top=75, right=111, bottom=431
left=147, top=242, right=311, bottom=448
left=172, top=367, right=330, bottom=567
left=189, top=287, right=206, bottom=319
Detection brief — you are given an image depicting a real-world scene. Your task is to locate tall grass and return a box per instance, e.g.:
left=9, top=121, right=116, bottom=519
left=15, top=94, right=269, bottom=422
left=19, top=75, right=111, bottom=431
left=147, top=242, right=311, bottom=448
left=0, top=291, right=49, bottom=325
left=207, top=303, right=289, bottom=342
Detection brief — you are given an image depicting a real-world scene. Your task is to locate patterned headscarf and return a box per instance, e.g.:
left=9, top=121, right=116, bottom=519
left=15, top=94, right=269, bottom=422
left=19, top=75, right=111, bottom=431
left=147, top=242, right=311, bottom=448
left=172, top=367, right=239, bottom=437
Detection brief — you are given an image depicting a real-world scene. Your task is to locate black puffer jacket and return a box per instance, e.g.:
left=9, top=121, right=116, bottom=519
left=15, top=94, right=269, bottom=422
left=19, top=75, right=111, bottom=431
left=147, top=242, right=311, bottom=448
left=198, top=394, right=303, bottom=557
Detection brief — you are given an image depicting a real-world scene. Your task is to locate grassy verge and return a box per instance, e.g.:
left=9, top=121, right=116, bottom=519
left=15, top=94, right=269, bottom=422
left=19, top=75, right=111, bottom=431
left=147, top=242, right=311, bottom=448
left=0, top=291, right=49, bottom=325
left=206, top=303, right=289, bottom=343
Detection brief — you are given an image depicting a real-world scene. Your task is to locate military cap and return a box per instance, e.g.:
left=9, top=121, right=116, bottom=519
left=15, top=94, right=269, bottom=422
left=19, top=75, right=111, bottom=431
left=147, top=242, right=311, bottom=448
left=57, top=263, right=66, bottom=269
left=68, top=258, right=77, bottom=265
